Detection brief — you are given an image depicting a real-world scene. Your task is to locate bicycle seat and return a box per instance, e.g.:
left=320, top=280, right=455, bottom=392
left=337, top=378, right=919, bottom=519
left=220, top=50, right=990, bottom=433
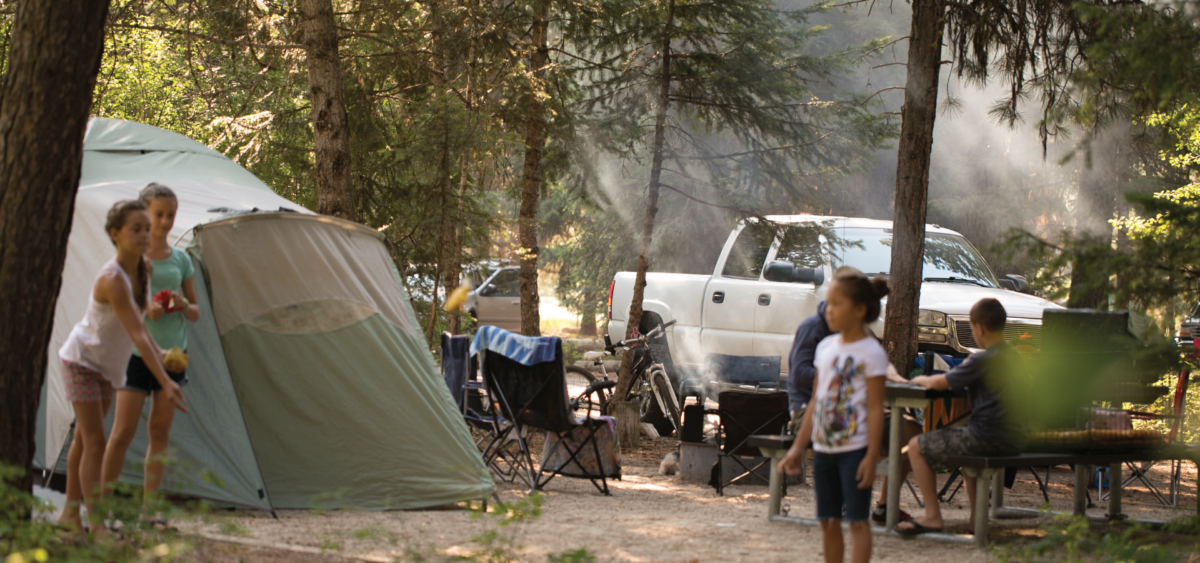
left=582, top=350, right=609, bottom=361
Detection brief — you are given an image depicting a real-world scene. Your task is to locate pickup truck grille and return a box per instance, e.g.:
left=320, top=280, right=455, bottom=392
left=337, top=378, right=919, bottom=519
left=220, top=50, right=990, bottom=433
left=954, top=320, right=978, bottom=349
left=954, top=320, right=1042, bottom=350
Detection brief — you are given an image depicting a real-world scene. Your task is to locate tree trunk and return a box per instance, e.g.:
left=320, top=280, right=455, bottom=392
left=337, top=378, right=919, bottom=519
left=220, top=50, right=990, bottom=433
left=299, top=0, right=355, bottom=221
left=613, top=0, right=676, bottom=440
left=579, top=302, right=598, bottom=337
left=517, top=0, right=549, bottom=336
left=883, top=0, right=944, bottom=371
left=0, top=0, right=110, bottom=495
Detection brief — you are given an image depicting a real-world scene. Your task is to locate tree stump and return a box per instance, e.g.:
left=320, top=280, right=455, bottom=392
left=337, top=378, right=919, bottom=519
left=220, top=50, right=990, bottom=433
left=614, top=400, right=641, bottom=450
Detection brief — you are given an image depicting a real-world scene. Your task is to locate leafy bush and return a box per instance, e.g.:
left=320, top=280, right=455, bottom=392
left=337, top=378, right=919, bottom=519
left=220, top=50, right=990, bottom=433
left=1, top=464, right=191, bottom=562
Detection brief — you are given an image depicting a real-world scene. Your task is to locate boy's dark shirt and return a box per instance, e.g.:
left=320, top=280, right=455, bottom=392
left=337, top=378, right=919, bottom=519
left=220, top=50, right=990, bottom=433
left=944, top=341, right=1024, bottom=446
left=787, top=301, right=831, bottom=411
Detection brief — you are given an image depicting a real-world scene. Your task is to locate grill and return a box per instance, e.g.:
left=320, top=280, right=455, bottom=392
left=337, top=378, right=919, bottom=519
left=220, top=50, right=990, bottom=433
left=954, top=320, right=1042, bottom=350
left=954, top=320, right=978, bottom=348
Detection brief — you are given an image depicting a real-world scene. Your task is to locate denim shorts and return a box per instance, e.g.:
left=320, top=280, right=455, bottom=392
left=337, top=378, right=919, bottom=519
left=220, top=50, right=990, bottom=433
left=813, top=447, right=873, bottom=522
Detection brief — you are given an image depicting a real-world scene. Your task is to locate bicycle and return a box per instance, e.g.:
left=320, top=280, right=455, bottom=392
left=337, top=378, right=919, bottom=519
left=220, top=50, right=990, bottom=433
left=564, top=320, right=682, bottom=437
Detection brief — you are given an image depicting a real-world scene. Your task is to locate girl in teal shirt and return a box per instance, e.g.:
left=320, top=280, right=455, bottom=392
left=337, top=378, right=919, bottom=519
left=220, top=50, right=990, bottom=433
left=101, top=184, right=200, bottom=528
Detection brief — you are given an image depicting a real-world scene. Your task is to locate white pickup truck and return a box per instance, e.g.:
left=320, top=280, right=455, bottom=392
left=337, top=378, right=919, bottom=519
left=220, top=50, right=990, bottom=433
left=606, top=215, right=1063, bottom=379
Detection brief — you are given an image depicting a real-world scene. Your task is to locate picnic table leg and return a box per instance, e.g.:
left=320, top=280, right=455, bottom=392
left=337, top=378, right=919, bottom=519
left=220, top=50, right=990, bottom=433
left=990, top=470, right=1005, bottom=518
left=1108, top=463, right=1122, bottom=519
left=975, top=469, right=992, bottom=548
left=767, top=449, right=784, bottom=518
left=1073, top=464, right=1088, bottom=516
left=885, top=404, right=903, bottom=530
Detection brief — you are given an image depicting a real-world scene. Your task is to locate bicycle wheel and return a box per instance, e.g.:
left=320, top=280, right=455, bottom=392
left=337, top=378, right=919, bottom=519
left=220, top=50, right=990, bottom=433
left=565, top=365, right=607, bottom=414
left=650, top=370, right=682, bottom=434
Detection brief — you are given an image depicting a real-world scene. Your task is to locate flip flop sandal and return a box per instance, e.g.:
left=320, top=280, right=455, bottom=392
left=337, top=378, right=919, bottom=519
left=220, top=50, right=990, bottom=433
left=870, top=504, right=913, bottom=524
left=895, top=518, right=944, bottom=536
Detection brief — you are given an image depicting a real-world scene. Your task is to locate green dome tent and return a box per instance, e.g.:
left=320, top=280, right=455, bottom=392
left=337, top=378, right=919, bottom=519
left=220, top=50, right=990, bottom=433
left=36, top=118, right=493, bottom=510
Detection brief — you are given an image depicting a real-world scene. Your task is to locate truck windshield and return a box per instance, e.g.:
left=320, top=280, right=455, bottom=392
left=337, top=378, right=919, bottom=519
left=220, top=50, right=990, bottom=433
left=836, top=228, right=1000, bottom=288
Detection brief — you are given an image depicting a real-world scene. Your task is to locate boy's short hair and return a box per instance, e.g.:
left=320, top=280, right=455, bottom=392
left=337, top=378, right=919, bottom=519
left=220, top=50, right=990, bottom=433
left=969, top=298, right=1006, bottom=332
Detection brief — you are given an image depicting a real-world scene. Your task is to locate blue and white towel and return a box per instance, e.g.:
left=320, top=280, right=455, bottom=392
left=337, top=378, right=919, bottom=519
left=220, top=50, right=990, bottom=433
left=470, top=325, right=561, bottom=366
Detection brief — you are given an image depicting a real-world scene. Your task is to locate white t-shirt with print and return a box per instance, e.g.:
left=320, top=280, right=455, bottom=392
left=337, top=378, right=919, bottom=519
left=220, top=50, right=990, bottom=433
left=810, top=334, right=888, bottom=454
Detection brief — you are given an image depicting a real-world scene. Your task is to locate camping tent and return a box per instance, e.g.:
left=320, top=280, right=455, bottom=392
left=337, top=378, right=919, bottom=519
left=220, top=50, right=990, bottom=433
left=35, top=118, right=493, bottom=510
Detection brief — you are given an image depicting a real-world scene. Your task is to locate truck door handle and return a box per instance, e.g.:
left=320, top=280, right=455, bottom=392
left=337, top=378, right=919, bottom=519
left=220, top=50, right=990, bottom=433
left=758, top=293, right=771, bottom=306
left=712, top=291, right=725, bottom=304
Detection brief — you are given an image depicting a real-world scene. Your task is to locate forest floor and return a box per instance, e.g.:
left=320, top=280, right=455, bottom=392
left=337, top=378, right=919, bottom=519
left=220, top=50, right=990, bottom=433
left=175, top=436, right=1200, bottom=562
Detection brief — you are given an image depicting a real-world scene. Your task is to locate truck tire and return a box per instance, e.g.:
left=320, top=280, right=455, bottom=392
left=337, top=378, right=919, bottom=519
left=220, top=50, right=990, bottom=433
left=639, top=394, right=675, bottom=438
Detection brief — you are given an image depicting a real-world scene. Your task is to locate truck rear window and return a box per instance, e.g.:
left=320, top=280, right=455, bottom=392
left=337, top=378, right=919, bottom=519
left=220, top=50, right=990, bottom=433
left=722, top=225, right=774, bottom=279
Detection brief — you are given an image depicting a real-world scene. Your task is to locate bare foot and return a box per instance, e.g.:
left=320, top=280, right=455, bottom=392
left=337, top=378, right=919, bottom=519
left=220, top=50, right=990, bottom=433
left=56, top=510, right=84, bottom=533
left=88, top=522, right=113, bottom=541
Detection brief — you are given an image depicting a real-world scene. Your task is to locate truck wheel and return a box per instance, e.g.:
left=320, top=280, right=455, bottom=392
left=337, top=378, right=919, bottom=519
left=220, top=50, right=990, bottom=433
left=639, top=389, right=676, bottom=438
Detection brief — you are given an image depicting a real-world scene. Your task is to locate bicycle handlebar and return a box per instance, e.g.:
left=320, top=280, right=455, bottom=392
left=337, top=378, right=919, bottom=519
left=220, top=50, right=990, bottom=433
left=618, top=320, right=676, bottom=347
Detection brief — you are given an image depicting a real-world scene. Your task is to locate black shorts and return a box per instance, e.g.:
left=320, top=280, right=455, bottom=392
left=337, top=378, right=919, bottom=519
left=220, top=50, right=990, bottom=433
left=123, top=353, right=188, bottom=394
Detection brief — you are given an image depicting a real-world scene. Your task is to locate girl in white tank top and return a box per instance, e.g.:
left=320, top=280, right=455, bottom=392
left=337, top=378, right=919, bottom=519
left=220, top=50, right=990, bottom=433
left=55, top=200, right=188, bottom=538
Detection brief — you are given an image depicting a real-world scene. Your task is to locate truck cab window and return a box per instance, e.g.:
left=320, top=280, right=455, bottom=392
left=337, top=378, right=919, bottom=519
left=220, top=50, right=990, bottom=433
left=722, top=225, right=774, bottom=279
left=490, top=269, right=521, bottom=296
left=775, top=224, right=825, bottom=268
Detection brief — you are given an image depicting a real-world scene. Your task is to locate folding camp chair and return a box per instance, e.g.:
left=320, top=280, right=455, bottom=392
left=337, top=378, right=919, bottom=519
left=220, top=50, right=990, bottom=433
left=475, top=327, right=619, bottom=495
left=1102, top=366, right=1192, bottom=506
left=441, top=333, right=525, bottom=484
left=710, top=390, right=789, bottom=496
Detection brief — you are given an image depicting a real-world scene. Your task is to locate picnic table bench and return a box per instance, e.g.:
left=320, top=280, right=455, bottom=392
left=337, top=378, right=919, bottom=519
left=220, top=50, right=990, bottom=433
left=749, top=434, right=1200, bottom=547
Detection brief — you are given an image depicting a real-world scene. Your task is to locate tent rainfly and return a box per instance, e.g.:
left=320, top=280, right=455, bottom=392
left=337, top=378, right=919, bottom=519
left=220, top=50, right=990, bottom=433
left=35, top=118, right=493, bottom=510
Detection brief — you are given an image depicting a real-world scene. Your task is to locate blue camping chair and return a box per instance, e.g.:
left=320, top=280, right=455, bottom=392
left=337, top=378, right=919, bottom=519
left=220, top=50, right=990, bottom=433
left=473, top=326, right=619, bottom=495
left=441, top=332, right=525, bottom=484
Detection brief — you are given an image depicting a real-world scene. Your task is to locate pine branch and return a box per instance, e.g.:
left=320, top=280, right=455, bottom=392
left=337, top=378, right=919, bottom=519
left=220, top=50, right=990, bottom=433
left=110, top=23, right=303, bottom=50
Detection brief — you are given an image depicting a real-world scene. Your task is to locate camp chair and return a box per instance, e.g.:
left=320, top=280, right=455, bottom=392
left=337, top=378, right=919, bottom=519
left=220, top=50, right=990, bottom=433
left=440, top=333, right=523, bottom=484
left=1102, top=366, right=1192, bottom=506
left=710, top=390, right=789, bottom=495
left=475, top=327, right=619, bottom=495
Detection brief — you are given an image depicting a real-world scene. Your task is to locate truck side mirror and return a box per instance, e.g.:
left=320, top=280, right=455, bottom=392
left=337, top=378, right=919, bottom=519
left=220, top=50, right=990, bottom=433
left=478, top=284, right=497, bottom=297
left=1004, top=274, right=1031, bottom=294
left=999, top=279, right=1017, bottom=291
left=764, top=261, right=825, bottom=285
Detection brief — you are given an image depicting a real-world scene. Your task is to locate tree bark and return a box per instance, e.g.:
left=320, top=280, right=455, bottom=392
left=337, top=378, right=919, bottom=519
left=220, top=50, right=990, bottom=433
left=0, top=0, right=110, bottom=493
left=883, top=0, right=944, bottom=371
left=579, top=302, right=598, bottom=337
left=517, top=0, right=549, bottom=336
left=299, top=0, right=355, bottom=221
left=613, top=0, right=676, bottom=431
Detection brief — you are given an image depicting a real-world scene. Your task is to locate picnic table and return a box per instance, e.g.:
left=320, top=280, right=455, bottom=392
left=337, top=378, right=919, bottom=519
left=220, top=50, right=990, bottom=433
left=749, top=381, right=1200, bottom=547
left=882, top=382, right=966, bottom=529
left=748, top=382, right=970, bottom=540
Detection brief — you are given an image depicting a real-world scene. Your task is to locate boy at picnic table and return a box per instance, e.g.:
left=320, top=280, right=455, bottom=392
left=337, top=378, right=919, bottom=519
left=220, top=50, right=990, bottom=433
left=896, top=297, right=1027, bottom=535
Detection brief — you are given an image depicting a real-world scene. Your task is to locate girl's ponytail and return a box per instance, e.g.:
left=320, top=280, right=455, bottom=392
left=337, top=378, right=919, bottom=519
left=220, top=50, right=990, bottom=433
left=870, top=277, right=890, bottom=300
left=136, top=256, right=148, bottom=309
left=831, top=266, right=890, bottom=323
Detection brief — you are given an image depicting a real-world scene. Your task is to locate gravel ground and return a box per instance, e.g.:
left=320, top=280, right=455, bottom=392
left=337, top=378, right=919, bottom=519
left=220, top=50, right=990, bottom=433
left=174, top=436, right=1200, bottom=562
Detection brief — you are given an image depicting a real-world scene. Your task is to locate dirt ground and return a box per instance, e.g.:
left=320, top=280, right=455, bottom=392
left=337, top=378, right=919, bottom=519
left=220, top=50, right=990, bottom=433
left=176, top=436, right=1200, bottom=562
